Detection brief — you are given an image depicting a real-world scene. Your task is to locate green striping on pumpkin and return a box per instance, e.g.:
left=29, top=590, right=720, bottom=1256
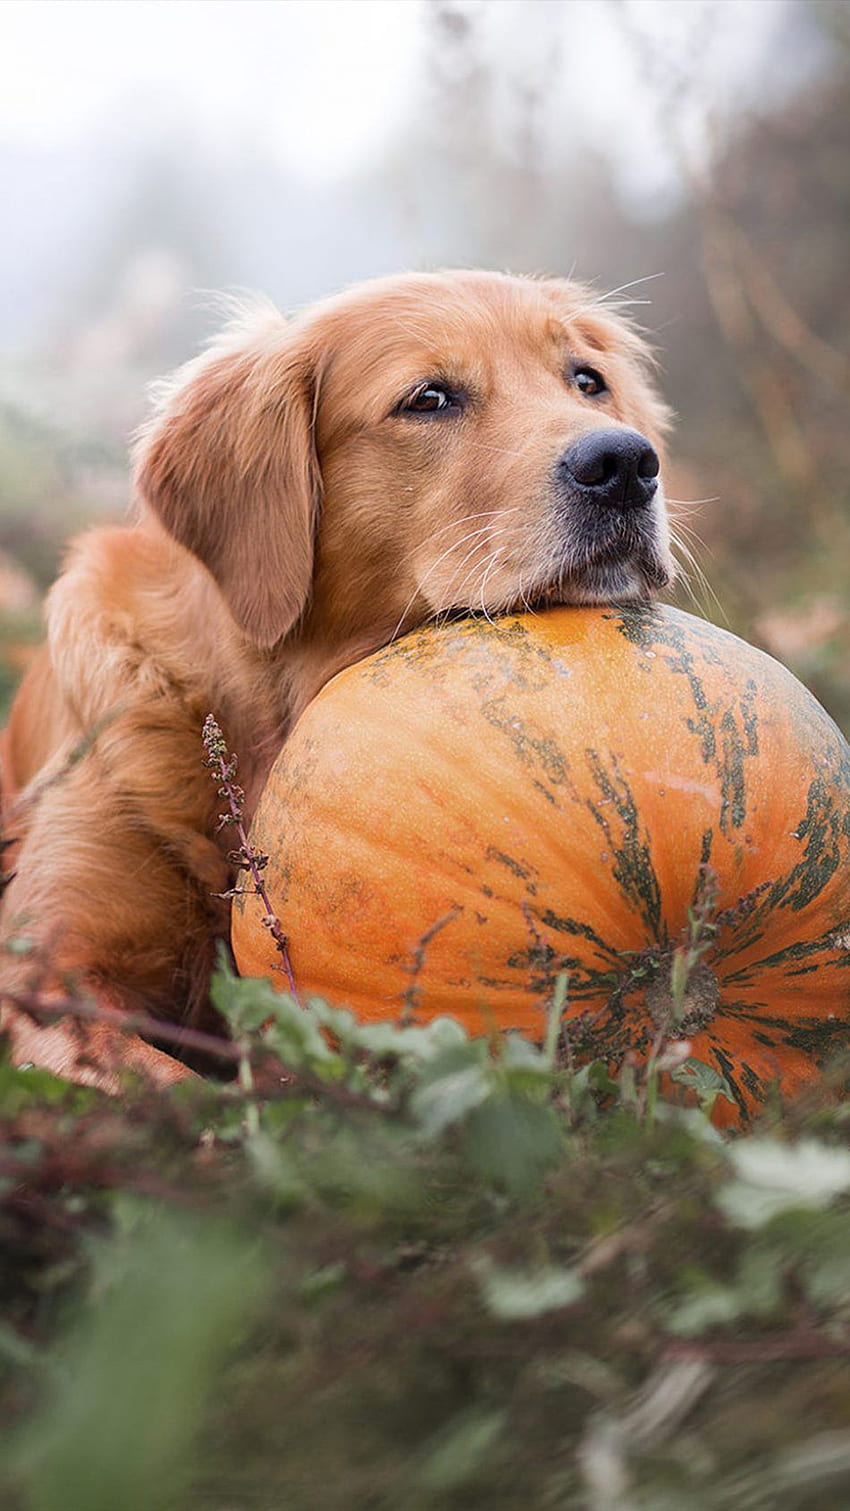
left=232, top=604, right=850, bottom=1127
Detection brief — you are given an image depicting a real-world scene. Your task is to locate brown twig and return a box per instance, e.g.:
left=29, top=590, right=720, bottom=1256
left=0, top=1153, right=200, bottom=1207
left=202, top=714, right=297, bottom=994
left=2, top=984, right=243, bottom=1064
left=1, top=985, right=401, bottom=1118
left=662, top=1331, right=850, bottom=1364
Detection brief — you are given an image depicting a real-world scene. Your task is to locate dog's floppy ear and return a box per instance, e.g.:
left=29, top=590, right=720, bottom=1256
left=133, top=309, right=320, bottom=647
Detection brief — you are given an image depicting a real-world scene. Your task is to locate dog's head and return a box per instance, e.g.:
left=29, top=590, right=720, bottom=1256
left=134, top=270, right=673, bottom=654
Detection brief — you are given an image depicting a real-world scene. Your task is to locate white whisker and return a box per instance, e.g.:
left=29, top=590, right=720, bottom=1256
left=431, top=532, right=519, bottom=631
left=389, top=525, right=495, bottom=644
left=669, top=527, right=728, bottom=624
left=389, top=519, right=520, bottom=644
left=478, top=547, right=507, bottom=625
left=593, top=273, right=665, bottom=306
left=437, top=528, right=515, bottom=616
left=666, top=495, right=721, bottom=510
left=668, top=513, right=715, bottom=557
left=516, top=570, right=539, bottom=617
left=427, top=507, right=520, bottom=543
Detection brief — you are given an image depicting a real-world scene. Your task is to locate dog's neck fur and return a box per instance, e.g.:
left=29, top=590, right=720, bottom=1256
left=36, top=516, right=409, bottom=831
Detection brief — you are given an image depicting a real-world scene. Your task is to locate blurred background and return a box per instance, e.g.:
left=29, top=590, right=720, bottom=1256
left=0, top=0, right=848, bottom=728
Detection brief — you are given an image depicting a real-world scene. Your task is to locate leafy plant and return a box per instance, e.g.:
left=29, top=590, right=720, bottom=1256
left=1, top=960, right=849, bottom=1509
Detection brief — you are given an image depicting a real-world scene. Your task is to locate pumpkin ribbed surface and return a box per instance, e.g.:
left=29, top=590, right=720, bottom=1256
left=232, top=605, right=850, bottom=1124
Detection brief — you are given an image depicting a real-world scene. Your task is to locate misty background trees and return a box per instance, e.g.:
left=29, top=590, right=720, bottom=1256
left=0, top=0, right=848, bottom=727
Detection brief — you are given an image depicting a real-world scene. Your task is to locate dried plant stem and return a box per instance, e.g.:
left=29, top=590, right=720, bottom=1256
left=202, top=715, right=297, bottom=994
left=2, top=986, right=395, bottom=1115
left=663, top=1332, right=850, bottom=1365
left=3, top=985, right=242, bottom=1064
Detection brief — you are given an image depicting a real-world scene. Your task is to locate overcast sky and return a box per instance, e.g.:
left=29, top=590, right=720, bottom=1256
left=0, top=0, right=811, bottom=185
left=0, top=0, right=828, bottom=353
left=3, top=1, right=419, bottom=177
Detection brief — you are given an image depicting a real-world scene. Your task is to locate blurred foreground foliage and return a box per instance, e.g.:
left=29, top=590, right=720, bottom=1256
left=2, top=963, right=850, bottom=1510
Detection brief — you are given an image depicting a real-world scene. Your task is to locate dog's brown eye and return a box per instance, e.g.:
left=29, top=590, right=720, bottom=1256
left=398, top=383, right=461, bottom=416
left=573, top=366, right=608, bottom=397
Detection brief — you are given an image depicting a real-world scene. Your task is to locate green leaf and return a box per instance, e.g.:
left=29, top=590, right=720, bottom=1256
left=498, top=1033, right=549, bottom=1073
left=417, top=1408, right=507, bottom=1494
left=10, top=1205, right=270, bottom=1511
left=573, top=1060, right=620, bottom=1098
left=209, top=960, right=293, bottom=1036
left=410, top=1045, right=493, bottom=1138
left=297, top=1262, right=348, bottom=1305
left=302, top=995, right=361, bottom=1046
left=465, top=1090, right=562, bottom=1194
left=261, top=1002, right=339, bottom=1071
left=668, top=1245, right=785, bottom=1335
left=0, top=1055, right=92, bottom=1110
left=651, top=1102, right=726, bottom=1145
left=318, top=1008, right=469, bottom=1064
left=472, top=1255, right=584, bottom=1320
left=717, top=1139, right=850, bottom=1229
left=247, top=1133, right=306, bottom=1207
left=666, top=1284, right=743, bottom=1336
left=0, top=1322, right=36, bottom=1367
left=734, top=1244, right=785, bottom=1318
left=670, top=1056, right=735, bottom=1113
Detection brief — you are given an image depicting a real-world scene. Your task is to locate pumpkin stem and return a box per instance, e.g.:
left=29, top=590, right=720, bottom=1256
left=646, top=957, right=720, bottom=1038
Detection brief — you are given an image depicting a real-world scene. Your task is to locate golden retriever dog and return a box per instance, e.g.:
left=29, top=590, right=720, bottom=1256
left=0, top=269, right=672, bottom=1088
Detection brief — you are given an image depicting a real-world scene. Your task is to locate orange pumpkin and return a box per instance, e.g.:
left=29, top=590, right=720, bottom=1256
left=232, top=605, right=850, bottom=1124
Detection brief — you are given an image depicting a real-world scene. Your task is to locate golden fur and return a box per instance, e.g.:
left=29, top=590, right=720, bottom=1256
left=0, top=269, right=672, bottom=1087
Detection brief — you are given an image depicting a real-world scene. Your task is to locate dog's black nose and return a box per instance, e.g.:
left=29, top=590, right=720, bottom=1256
left=559, top=429, right=659, bottom=512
